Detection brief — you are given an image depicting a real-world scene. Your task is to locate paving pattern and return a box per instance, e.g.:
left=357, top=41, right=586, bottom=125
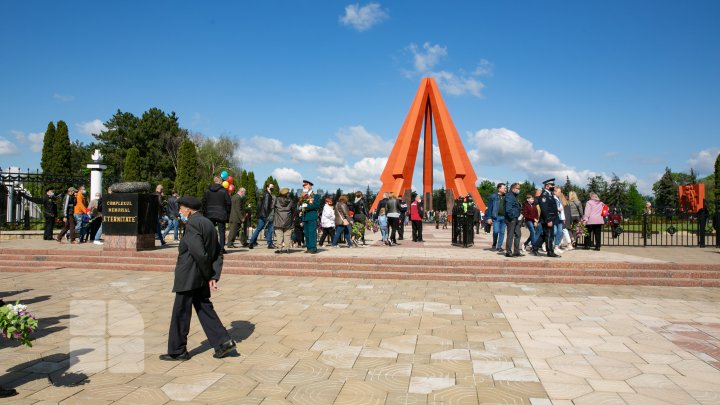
left=1, top=260, right=720, bottom=404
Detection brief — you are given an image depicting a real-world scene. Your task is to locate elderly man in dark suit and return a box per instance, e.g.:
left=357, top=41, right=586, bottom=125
left=160, top=196, right=236, bottom=361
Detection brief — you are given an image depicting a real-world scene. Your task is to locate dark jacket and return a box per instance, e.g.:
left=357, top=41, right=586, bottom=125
left=203, top=184, right=231, bottom=222
left=62, top=193, right=76, bottom=217
left=166, top=195, right=179, bottom=219
left=24, top=193, right=57, bottom=218
left=334, top=201, right=352, bottom=226
left=352, top=197, right=368, bottom=222
left=485, top=192, right=504, bottom=220
left=229, top=193, right=247, bottom=223
left=273, top=195, right=295, bottom=229
left=522, top=202, right=538, bottom=222
left=385, top=198, right=400, bottom=217
left=256, top=190, right=273, bottom=219
left=503, top=192, right=521, bottom=221
left=537, top=189, right=559, bottom=224
left=172, top=212, right=223, bottom=293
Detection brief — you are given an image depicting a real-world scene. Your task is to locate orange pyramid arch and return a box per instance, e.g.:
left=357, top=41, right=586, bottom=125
left=371, top=77, right=486, bottom=212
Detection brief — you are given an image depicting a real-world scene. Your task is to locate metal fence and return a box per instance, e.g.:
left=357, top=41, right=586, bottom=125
left=598, top=202, right=717, bottom=247
left=1, top=169, right=89, bottom=230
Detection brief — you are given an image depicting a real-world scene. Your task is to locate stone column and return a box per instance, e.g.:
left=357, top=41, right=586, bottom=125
left=86, top=149, right=107, bottom=198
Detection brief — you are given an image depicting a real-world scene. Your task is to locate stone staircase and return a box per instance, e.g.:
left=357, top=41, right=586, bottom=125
left=1, top=247, right=720, bottom=287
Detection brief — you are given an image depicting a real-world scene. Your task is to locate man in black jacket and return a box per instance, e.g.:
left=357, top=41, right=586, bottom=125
left=56, top=187, right=77, bottom=243
left=531, top=179, right=561, bottom=258
left=248, top=182, right=274, bottom=249
left=202, top=177, right=232, bottom=253
left=22, top=187, right=57, bottom=240
left=160, top=196, right=235, bottom=361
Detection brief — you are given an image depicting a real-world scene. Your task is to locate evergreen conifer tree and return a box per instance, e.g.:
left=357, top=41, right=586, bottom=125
left=51, top=121, right=72, bottom=176
left=606, top=174, right=628, bottom=211
left=175, top=140, right=201, bottom=197
left=41, top=121, right=56, bottom=173
left=264, top=176, right=279, bottom=196
left=653, top=167, right=677, bottom=213
left=245, top=171, right=258, bottom=223
left=123, top=147, right=141, bottom=182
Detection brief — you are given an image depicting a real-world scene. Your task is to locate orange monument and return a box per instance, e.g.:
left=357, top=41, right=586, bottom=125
left=371, top=77, right=486, bottom=212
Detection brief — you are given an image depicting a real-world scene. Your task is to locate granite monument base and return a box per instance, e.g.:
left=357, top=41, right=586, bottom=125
left=103, top=234, right=156, bottom=251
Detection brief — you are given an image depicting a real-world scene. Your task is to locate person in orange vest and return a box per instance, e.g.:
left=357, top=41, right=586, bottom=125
left=73, top=185, right=88, bottom=242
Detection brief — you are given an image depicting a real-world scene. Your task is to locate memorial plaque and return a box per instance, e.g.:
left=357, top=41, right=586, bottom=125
left=103, top=193, right=158, bottom=251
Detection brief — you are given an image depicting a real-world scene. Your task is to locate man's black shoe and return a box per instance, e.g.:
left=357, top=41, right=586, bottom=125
left=547, top=253, right=561, bottom=258
left=221, top=249, right=228, bottom=254
left=268, top=245, right=277, bottom=249
left=159, top=351, right=190, bottom=361
left=513, top=253, right=525, bottom=257
left=308, top=249, right=318, bottom=254
left=0, top=387, right=18, bottom=398
left=248, top=243, right=254, bottom=250
left=505, top=253, right=513, bottom=258
left=213, top=340, right=236, bottom=359
left=530, top=249, right=539, bottom=256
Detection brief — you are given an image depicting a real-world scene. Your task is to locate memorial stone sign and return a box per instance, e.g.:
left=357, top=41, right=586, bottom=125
left=103, top=184, right=158, bottom=250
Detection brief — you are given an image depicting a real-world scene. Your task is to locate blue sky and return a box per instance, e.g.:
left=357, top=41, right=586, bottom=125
left=1, top=1, right=719, bottom=194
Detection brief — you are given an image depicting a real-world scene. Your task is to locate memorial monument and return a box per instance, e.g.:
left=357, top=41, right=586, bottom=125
left=371, top=77, right=486, bottom=212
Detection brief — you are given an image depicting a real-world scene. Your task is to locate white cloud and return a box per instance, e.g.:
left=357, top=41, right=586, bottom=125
left=9, top=130, right=44, bottom=153
left=405, top=42, right=490, bottom=98
left=687, top=147, right=719, bottom=176
left=329, top=125, right=393, bottom=158
left=76, top=119, right=108, bottom=136
left=430, top=71, right=484, bottom=97
left=409, top=42, right=447, bottom=72
left=236, top=136, right=285, bottom=164
left=340, top=3, right=389, bottom=31
left=0, top=137, right=19, bottom=155
left=317, top=157, right=388, bottom=187
left=287, top=143, right=343, bottom=164
left=467, top=128, right=601, bottom=186
left=53, top=93, right=74, bottom=102
left=272, top=167, right=303, bottom=184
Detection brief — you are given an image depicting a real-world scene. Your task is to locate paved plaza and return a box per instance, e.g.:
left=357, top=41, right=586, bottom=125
left=1, top=227, right=720, bottom=404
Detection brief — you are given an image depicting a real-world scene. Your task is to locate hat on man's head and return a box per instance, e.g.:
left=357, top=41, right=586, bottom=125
left=303, top=180, right=314, bottom=187
left=542, top=178, right=555, bottom=186
left=279, top=187, right=289, bottom=196
left=177, top=196, right=202, bottom=210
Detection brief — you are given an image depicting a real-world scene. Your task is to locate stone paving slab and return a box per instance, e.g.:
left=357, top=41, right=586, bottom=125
left=1, top=265, right=720, bottom=404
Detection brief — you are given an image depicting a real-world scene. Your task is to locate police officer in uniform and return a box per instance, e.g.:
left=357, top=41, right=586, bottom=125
left=531, top=179, right=561, bottom=258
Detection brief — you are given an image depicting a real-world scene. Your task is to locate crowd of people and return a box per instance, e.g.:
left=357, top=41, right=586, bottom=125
left=22, top=175, right=720, bottom=257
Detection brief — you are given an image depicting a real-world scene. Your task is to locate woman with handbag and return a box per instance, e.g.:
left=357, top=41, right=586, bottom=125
left=385, top=192, right=401, bottom=245
left=331, top=195, right=354, bottom=248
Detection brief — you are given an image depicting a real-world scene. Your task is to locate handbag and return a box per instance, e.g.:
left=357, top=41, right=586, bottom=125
left=342, top=218, right=349, bottom=226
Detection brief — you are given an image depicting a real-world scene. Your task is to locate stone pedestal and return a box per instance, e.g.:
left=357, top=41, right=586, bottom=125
left=102, top=192, right=158, bottom=251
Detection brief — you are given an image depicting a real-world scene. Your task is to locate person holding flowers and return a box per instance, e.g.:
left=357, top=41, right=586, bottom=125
left=300, top=180, right=321, bottom=254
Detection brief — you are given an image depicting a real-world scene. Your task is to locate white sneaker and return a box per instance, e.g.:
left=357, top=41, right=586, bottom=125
left=93, top=240, right=104, bottom=245
left=555, top=247, right=564, bottom=254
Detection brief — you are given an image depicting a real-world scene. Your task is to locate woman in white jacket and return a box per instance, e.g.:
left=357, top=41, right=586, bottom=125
left=318, top=196, right=336, bottom=246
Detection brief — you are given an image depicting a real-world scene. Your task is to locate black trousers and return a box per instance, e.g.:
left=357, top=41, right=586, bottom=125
left=43, top=216, right=55, bottom=240
left=411, top=220, right=423, bottom=241
left=319, top=227, right=335, bottom=246
left=168, top=284, right=230, bottom=355
left=211, top=220, right=227, bottom=248
left=533, top=223, right=555, bottom=253
left=389, top=217, right=399, bottom=243
left=505, top=219, right=522, bottom=254
left=398, top=217, right=405, bottom=240
left=585, top=224, right=602, bottom=249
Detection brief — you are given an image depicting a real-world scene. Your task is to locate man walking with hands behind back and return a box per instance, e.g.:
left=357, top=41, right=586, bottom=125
left=203, top=176, right=232, bottom=253
left=160, top=196, right=236, bottom=361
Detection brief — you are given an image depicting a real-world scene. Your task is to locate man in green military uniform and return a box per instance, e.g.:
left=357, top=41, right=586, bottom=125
left=300, top=180, right=321, bottom=254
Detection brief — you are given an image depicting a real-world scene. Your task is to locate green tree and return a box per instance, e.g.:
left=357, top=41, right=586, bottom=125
left=653, top=167, right=677, bottom=213
left=433, top=187, right=447, bottom=211
left=40, top=121, right=56, bottom=173
left=95, top=110, right=140, bottom=181
left=195, top=134, right=241, bottom=182
left=51, top=120, right=72, bottom=176
left=263, top=175, right=279, bottom=196
left=245, top=171, right=258, bottom=223
left=714, top=152, right=720, bottom=205
left=586, top=175, right=608, bottom=200
left=519, top=180, right=536, bottom=199
left=605, top=174, right=627, bottom=211
left=626, top=183, right=645, bottom=215
left=123, top=147, right=142, bottom=182
left=562, top=176, right=573, bottom=195
left=476, top=180, right=496, bottom=203
left=70, top=140, right=94, bottom=177
left=175, top=140, right=201, bottom=197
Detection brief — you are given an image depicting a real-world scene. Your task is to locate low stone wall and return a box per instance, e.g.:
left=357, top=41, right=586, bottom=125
left=0, top=230, right=45, bottom=240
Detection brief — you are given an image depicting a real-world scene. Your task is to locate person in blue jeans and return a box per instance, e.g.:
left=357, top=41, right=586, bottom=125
left=484, top=183, right=507, bottom=252
left=331, top=195, right=353, bottom=248
left=162, top=190, right=180, bottom=241
left=248, top=182, right=275, bottom=249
